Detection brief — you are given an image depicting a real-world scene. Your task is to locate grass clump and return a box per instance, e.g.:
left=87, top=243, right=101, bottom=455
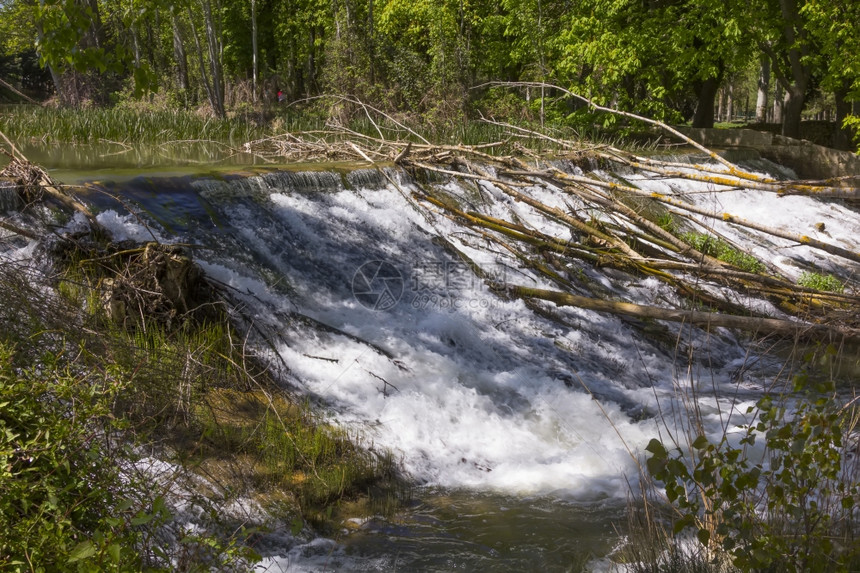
left=682, top=231, right=765, bottom=273
left=0, top=106, right=268, bottom=145
left=798, top=271, right=844, bottom=293
left=194, top=388, right=398, bottom=530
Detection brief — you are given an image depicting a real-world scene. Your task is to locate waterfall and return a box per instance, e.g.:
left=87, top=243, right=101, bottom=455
left=85, top=158, right=860, bottom=502
left=0, top=179, right=21, bottom=213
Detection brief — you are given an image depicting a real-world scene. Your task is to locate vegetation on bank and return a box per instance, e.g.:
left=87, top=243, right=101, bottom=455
left=0, top=214, right=399, bottom=569
left=0, top=105, right=272, bottom=145
left=0, top=0, right=858, bottom=149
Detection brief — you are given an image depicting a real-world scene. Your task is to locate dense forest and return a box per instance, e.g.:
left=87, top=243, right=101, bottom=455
left=0, top=0, right=858, bottom=146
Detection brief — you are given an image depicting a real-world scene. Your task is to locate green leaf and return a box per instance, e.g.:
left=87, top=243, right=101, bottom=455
left=67, top=540, right=96, bottom=563
left=131, top=511, right=154, bottom=526
left=646, top=455, right=666, bottom=477
left=673, top=513, right=695, bottom=534
left=108, top=543, right=121, bottom=564
left=645, top=438, right=667, bottom=458
left=696, top=528, right=711, bottom=546
left=691, top=435, right=710, bottom=450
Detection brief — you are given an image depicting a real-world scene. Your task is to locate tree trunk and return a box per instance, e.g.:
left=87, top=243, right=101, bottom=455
left=187, top=6, right=219, bottom=115
left=201, top=0, right=225, bottom=116
left=172, top=16, right=189, bottom=91
left=833, top=83, right=853, bottom=151
left=725, top=81, right=734, bottom=122
left=782, top=84, right=805, bottom=139
left=717, top=88, right=724, bottom=123
left=131, top=23, right=141, bottom=68
left=368, top=0, right=375, bottom=84
left=756, top=58, right=770, bottom=123
left=251, top=0, right=258, bottom=102
left=510, top=286, right=835, bottom=337
left=773, top=83, right=783, bottom=124
left=692, top=76, right=720, bottom=128
left=306, top=27, right=316, bottom=96
left=777, top=0, right=810, bottom=139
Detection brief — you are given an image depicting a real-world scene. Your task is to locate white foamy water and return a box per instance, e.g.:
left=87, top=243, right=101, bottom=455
left=85, top=160, right=854, bottom=501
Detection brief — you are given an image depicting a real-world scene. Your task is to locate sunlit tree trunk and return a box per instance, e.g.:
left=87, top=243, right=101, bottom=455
left=187, top=4, right=221, bottom=116
left=172, top=13, right=189, bottom=91
left=725, top=81, right=733, bottom=123
left=772, top=83, right=783, bottom=124
left=717, top=88, right=724, bottom=123
left=200, top=0, right=225, bottom=116
left=755, top=58, right=769, bottom=123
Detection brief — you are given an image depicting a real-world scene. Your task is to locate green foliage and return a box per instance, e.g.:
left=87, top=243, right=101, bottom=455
left=0, top=0, right=854, bottom=135
left=682, top=231, right=765, bottom=273
left=0, top=106, right=267, bottom=145
left=657, top=212, right=679, bottom=234
left=798, top=271, right=845, bottom=293
left=842, top=115, right=860, bottom=149
left=192, top=388, right=397, bottom=529
left=0, top=343, right=153, bottom=571
left=646, top=390, right=860, bottom=572
left=0, top=237, right=398, bottom=568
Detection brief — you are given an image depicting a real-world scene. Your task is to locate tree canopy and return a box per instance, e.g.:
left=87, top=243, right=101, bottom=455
left=0, top=0, right=856, bottom=144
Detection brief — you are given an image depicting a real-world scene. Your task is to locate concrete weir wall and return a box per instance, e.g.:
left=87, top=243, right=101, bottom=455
left=679, top=128, right=860, bottom=180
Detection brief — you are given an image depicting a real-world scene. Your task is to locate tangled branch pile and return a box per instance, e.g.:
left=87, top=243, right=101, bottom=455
left=244, top=95, right=860, bottom=340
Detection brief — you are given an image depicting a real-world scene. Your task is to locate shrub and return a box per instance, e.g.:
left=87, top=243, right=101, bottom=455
left=645, top=383, right=860, bottom=572
left=0, top=343, right=154, bottom=571
left=797, top=271, right=844, bottom=293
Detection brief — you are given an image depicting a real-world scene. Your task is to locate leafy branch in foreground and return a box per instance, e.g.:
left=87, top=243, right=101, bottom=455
left=0, top=342, right=156, bottom=571
left=645, top=383, right=860, bottom=572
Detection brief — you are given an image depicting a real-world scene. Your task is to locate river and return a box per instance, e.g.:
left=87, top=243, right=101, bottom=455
left=4, top=145, right=858, bottom=571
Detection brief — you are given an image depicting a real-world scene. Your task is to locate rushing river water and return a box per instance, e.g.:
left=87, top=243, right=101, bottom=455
left=5, top=151, right=859, bottom=570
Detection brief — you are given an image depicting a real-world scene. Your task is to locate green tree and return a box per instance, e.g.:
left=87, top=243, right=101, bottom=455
left=554, top=0, right=752, bottom=127
left=800, top=0, right=860, bottom=149
left=0, top=343, right=158, bottom=570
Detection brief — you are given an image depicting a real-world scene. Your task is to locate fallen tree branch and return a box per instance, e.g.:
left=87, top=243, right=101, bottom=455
left=472, top=81, right=767, bottom=182
left=0, top=77, right=39, bottom=104
left=510, top=285, right=856, bottom=339
left=532, top=169, right=860, bottom=266
left=0, top=219, right=39, bottom=240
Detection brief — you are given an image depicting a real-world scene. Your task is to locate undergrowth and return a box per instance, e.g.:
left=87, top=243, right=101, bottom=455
left=0, top=102, right=663, bottom=155
left=798, top=271, right=845, bottom=293
left=0, top=106, right=269, bottom=145
left=0, top=233, right=400, bottom=570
